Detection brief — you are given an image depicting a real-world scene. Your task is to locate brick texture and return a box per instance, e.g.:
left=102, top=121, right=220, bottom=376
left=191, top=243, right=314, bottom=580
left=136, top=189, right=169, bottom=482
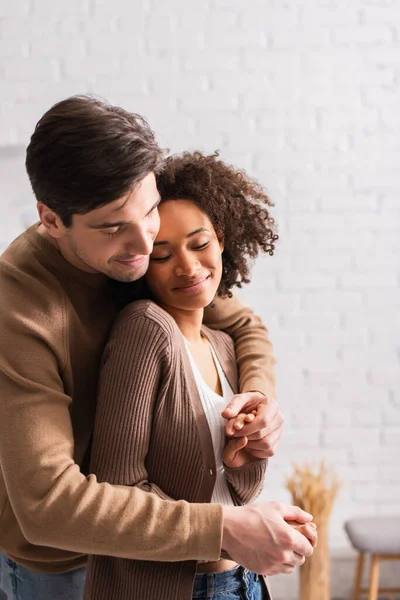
left=0, top=1, right=399, bottom=596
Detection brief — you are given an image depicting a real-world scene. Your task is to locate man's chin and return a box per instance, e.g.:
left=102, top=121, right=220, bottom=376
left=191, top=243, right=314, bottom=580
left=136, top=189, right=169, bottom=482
left=109, top=261, right=149, bottom=283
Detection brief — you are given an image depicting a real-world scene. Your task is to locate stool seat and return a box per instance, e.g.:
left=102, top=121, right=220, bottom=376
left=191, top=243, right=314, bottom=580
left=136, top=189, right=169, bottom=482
left=345, top=516, right=400, bottom=554
left=344, top=516, right=400, bottom=600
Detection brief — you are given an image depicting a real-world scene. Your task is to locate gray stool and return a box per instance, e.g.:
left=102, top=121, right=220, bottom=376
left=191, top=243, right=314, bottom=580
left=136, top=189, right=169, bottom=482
left=345, top=516, right=400, bottom=600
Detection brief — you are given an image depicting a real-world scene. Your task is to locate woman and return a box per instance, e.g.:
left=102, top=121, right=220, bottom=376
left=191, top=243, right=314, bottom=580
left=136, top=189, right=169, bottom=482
left=84, top=152, right=316, bottom=600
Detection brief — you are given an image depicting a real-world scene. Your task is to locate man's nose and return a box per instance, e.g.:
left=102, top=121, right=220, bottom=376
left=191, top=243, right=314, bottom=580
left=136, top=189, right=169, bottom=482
left=125, top=226, right=153, bottom=256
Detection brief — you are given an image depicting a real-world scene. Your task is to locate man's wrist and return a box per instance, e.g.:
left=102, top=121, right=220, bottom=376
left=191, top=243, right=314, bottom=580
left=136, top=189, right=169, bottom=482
left=221, top=505, right=236, bottom=552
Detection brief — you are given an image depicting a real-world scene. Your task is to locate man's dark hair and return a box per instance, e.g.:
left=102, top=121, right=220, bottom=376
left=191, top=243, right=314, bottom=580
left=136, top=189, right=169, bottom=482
left=26, top=95, right=164, bottom=226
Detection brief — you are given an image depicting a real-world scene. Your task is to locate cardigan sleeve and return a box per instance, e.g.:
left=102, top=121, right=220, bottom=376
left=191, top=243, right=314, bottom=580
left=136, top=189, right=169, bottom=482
left=224, top=459, right=268, bottom=505
left=203, top=294, right=276, bottom=399
left=90, top=304, right=176, bottom=501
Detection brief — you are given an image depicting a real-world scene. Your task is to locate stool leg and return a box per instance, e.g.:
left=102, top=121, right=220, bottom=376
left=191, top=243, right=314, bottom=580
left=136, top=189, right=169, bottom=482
left=352, top=553, right=364, bottom=600
left=367, top=555, right=380, bottom=600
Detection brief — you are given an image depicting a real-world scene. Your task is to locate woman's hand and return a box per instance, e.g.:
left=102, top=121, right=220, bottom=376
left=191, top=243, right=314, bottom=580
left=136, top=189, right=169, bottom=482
left=223, top=411, right=258, bottom=468
left=222, top=435, right=252, bottom=468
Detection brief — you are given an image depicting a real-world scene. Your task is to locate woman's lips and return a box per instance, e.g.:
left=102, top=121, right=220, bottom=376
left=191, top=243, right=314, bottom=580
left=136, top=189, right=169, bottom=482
left=173, top=275, right=210, bottom=293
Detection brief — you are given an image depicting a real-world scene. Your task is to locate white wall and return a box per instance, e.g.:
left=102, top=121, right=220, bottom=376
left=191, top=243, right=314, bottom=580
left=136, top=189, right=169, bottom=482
left=1, top=0, right=399, bottom=596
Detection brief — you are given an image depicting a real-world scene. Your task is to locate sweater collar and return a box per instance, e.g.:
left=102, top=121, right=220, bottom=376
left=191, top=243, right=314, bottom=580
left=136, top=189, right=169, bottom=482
left=26, top=223, right=110, bottom=289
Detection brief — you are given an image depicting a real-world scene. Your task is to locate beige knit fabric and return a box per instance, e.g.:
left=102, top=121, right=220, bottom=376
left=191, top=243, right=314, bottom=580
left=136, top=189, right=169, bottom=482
left=84, top=300, right=267, bottom=600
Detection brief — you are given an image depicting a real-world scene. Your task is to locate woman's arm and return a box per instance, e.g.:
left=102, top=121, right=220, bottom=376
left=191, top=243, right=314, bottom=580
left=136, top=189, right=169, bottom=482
left=224, top=459, right=268, bottom=505
left=90, top=304, right=175, bottom=502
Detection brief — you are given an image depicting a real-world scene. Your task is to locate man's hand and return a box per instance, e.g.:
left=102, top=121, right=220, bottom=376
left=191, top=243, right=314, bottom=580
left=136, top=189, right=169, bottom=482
left=222, top=502, right=315, bottom=576
left=286, top=520, right=318, bottom=548
left=221, top=392, right=283, bottom=459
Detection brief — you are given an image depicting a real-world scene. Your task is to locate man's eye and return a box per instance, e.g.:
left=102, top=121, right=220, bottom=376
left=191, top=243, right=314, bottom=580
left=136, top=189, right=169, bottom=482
left=106, top=227, right=122, bottom=237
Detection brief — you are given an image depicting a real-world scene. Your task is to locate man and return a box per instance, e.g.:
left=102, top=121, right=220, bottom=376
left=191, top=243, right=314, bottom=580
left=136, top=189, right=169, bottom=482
left=0, top=96, right=315, bottom=599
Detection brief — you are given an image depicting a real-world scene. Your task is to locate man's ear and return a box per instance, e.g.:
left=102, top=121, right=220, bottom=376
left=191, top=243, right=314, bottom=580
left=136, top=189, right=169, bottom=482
left=37, top=202, right=67, bottom=239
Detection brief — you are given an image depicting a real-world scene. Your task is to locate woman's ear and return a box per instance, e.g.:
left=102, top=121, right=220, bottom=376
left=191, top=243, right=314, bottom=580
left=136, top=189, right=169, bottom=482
left=218, top=235, right=224, bottom=252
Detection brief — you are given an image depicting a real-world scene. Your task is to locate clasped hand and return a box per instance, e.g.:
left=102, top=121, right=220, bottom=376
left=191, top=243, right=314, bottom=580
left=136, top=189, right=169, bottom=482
left=222, top=392, right=283, bottom=468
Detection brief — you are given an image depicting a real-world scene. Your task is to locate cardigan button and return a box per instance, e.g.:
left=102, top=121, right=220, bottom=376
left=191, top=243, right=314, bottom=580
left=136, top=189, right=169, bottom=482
left=209, top=468, right=213, bottom=476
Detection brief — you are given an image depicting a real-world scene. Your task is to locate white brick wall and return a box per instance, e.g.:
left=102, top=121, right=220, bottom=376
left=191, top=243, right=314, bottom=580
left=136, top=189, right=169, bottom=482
left=0, top=0, right=399, bottom=596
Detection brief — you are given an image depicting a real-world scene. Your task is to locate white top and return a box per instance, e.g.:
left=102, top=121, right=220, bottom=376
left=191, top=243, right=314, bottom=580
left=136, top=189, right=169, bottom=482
left=184, top=337, right=235, bottom=507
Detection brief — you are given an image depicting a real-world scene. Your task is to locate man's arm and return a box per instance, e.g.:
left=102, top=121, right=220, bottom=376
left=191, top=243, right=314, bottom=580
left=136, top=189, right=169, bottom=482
left=204, top=294, right=276, bottom=398
left=204, top=294, right=283, bottom=457
left=0, top=295, right=222, bottom=563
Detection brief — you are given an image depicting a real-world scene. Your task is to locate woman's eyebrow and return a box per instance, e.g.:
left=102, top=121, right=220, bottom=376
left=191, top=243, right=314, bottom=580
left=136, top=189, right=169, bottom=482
left=153, top=228, right=210, bottom=247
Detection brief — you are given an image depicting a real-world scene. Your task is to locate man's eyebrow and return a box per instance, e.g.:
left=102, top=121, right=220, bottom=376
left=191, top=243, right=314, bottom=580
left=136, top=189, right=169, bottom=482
left=146, top=196, right=161, bottom=216
left=87, top=220, right=130, bottom=230
left=87, top=196, right=161, bottom=230
left=153, top=227, right=210, bottom=246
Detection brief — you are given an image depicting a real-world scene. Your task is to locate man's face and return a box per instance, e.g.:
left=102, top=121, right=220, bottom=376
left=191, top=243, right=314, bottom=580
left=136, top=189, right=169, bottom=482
left=59, top=172, right=161, bottom=282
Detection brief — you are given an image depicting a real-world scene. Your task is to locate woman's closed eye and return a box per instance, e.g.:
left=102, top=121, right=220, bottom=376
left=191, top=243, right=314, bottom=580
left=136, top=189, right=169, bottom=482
left=192, top=242, right=209, bottom=250
left=150, top=254, right=171, bottom=262
left=150, top=241, right=210, bottom=262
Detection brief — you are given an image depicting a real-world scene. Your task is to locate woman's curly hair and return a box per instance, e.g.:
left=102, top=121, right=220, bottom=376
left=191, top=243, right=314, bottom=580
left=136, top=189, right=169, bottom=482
left=156, top=151, right=278, bottom=297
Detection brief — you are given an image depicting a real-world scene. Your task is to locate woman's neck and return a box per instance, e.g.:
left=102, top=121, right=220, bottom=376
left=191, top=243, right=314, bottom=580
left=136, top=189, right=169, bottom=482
left=160, top=304, right=204, bottom=344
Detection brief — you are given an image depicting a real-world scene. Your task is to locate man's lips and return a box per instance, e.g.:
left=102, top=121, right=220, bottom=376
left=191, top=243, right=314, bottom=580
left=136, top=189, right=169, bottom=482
left=173, top=275, right=210, bottom=291
left=114, top=256, right=147, bottom=267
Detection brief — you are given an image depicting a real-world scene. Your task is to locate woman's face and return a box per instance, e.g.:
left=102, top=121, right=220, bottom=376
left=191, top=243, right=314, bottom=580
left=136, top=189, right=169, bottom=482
left=145, top=199, right=223, bottom=312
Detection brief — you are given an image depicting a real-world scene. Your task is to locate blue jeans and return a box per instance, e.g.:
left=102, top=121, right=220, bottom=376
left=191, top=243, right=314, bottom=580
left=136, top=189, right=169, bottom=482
left=0, top=553, right=86, bottom=600
left=192, top=566, right=269, bottom=599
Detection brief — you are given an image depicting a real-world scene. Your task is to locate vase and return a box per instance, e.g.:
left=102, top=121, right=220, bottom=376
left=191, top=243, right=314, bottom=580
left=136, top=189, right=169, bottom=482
left=299, top=519, right=330, bottom=600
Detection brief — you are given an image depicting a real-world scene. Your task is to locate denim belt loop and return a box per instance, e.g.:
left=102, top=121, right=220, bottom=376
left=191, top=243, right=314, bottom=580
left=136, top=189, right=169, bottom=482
left=206, top=572, right=215, bottom=598
left=241, top=566, right=251, bottom=591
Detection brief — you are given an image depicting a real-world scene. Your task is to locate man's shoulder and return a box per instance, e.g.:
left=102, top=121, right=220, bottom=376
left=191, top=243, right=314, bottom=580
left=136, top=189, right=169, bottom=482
left=0, top=230, right=65, bottom=322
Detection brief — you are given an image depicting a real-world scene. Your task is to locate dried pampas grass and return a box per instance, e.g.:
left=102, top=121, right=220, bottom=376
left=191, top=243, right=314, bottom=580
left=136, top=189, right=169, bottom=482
left=286, top=460, right=340, bottom=525
left=286, top=460, right=340, bottom=600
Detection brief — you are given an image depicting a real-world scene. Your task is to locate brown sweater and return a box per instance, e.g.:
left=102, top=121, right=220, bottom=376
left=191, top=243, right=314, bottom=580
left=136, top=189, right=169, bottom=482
left=85, top=300, right=268, bottom=599
left=0, top=224, right=276, bottom=574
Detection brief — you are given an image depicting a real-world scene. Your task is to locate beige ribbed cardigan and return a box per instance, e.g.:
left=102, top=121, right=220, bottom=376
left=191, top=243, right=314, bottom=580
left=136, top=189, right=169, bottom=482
left=84, top=300, right=268, bottom=600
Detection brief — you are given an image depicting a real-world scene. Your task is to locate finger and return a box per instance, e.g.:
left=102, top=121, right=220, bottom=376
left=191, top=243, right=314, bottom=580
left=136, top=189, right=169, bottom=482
left=226, top=413, right=256, bottom=436
left=292, top=553, right=306, bottom=567
left=281, top=504, right=313, bottom=524
left=221, top=392, right=266, bottom=419
left=245, top=417, right=283, bottom=441
left=287, top=522, right=318, bottom=548
left=222, top=436, right=248, bottom=466
left=290, top=529, right=314, bottom=559
left=245, top=429, right=283, bottom=458
left=233, top=413, right=249, bottom=430
left=231, top=402, right=282, bottom=438
left=278, top=564, right=296, bottom=575
left=244, top=413, right=256, bottom=423
left=225, top=416, right=238, bottom=437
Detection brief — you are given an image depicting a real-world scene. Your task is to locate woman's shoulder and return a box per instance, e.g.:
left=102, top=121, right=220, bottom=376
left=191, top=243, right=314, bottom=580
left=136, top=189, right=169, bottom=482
left=113, top=299, right=180, bottom=340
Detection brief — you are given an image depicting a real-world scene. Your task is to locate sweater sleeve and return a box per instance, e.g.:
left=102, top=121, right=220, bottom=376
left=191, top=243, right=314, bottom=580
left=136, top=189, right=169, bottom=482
left=224, top=459, right=268, bottom=505
left=203, top=294, right=276, bottom=399
left=89, top=305, right=175, bottom=502
left=0, top=284, right=222, bottom=562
